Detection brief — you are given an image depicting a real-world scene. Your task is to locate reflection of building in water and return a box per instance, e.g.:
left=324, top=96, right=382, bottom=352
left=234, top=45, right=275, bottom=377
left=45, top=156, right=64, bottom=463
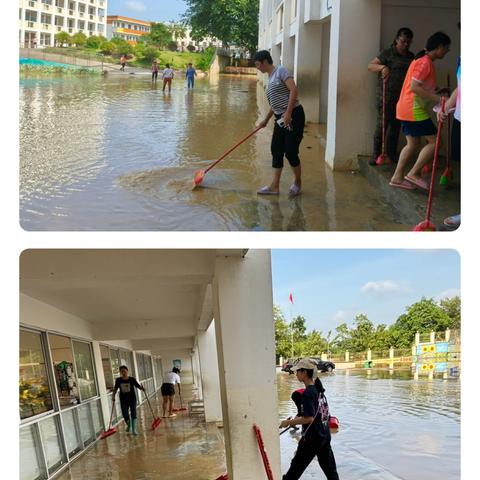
left=258, top=0, right=460, bottom=170
left=18, top=0, right=108, bottom=48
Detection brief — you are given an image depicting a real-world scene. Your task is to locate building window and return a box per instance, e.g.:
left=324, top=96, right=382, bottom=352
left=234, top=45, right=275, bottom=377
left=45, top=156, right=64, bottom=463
left=20, top=425, right=45, bottom=479
left=72, top=340, right=98, bottom=400
left=19, top=330, right=54, bottom=420
left=48, top=334, right=80, bottom=409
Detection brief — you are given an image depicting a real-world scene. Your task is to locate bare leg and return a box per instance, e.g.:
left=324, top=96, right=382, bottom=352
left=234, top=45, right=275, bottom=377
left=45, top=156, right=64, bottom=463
left=162, top=396, right=168, bottom=417
left=268, top=167, right=283, bottom=192
left=290, top=164, right=301, bottom=188
left=168, top=396, right=174, bottom=415
left=391, top=136, right=420, bottom=184
left=407, top=135, right=436, bottom=179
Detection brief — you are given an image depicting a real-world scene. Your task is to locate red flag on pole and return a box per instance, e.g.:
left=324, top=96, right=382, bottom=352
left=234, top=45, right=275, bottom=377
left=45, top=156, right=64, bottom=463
left=289, top=293, right=294, bottom=304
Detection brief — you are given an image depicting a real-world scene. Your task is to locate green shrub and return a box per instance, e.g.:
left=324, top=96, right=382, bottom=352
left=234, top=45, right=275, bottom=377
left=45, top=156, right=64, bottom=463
left=167, top=41, right=178, bottom=52
left=99, top=41, right=116, bottom=55
left=85, top=35, right=105, bottom=49
left=71, top=32, right=87, bottom=47
left=55, top=31, right=71, bottom=47
left=143, top=46, right=159, bottom=63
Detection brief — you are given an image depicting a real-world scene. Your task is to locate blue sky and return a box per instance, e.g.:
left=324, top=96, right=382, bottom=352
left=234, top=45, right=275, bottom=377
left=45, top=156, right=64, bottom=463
left=108, top=0, right=187, bottom=22
left=271, top=250, right=460, bottom=334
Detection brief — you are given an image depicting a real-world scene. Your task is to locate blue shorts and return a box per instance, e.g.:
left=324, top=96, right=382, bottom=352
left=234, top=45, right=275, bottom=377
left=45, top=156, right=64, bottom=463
left=401, top=119, right=437, bottom=137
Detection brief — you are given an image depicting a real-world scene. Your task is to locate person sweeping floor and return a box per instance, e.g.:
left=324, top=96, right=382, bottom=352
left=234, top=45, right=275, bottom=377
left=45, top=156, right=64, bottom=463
left=113, top=365, right=145, bottom=435
left=161, top=367, right=182, bottom=418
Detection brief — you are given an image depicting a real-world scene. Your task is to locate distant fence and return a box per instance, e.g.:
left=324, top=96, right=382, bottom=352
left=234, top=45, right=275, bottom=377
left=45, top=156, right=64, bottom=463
left=20, top=47, right=106, bottom=71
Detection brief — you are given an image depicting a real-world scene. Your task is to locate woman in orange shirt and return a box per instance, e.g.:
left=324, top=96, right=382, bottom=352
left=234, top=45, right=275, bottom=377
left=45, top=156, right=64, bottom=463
left=390, top=32, right=451, bottom=191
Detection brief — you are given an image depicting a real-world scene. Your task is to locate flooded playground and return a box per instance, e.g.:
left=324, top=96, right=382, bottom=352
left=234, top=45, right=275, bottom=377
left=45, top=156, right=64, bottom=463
left=20, top=75, right=406, bottom=231
left=53, top=369, right=460, bottom=479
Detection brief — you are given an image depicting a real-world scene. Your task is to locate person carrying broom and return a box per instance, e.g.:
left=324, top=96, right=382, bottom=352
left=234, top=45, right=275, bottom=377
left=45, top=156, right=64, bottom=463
left=113, top=365, right=145, bottom=435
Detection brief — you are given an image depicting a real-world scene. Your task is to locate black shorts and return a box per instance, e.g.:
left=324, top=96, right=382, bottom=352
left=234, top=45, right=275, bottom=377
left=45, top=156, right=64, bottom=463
left=161, top=383, right=175, bottom=396
left=401, top=118, right=437, bottom=137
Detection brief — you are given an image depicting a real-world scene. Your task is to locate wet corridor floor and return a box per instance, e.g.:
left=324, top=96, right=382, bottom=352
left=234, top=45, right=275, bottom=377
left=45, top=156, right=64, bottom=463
left=20, top=75, right=406, bottom=231
left=55, top=387, right=227, bottom=480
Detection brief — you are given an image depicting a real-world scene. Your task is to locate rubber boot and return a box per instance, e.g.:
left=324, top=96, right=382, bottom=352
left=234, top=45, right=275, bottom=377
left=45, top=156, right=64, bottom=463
left=131, top=418, right=138, bottom=435
left=126, top=419, right=130, bottom=433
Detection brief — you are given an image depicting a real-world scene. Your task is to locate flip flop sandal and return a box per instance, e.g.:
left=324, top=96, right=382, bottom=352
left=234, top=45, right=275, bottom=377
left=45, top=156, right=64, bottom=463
left=405, top=175, right=429, bottom=191
left=389, top=180, right=415, bottom=190
left=257, top=186, right=279, bottom=195
left=288, top=184, right=301, bottom=196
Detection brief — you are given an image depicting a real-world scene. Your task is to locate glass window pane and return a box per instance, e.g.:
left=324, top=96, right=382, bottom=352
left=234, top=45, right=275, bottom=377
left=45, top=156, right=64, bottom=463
left=110, top=348, right=120, bottom=381
left=20, top=424, right=45, bottom=480
left=91, top=400, right=103, bottom=435
left=78, top=404, right=94, bottom=445
left=100, top=345, right=114, bottom=392
left=39, top=416, right=66, bottom=473
left=20, top=331, right=54, bottom=420
left=61, top=409, right=82, bottom=457
left=72, top=340, right=97, bottom=400
left=49, top=334, right=80, bottom=409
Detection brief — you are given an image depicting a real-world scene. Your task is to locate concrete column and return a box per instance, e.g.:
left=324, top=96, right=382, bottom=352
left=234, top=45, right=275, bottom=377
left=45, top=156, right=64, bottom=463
left=325, top=0, right=382, bottom=170
left=411, top=345, right=417, bottom=367
left=345, top=351, right=349, bottom=362
left=91, top=341, right=110, bottom=428
left=213, top=250, right=280, bottom=480
left=194, top=347, right=203, bottom=399
left=198, top=321, right=222, bottom=423
left=445, top=329, right=451, bottom=342
left=294, top=1, right=323, bottom=122
left=321, top=352, right=327, bottom=361
left=430, top=331, right=436, bottom=344
left=415, top=332, right=420, bottom=345
left=389, top=347, right=394, bottom=360
left=367, top=349, right=372, bottom=361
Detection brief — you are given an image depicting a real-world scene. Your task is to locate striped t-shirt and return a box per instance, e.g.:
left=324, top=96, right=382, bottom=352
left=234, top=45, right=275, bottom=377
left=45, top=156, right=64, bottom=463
left=266, top=66, right=299, bottom=115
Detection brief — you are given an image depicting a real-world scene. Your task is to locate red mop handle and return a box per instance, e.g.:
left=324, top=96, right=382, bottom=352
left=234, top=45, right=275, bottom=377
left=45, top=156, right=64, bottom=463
left=382, top=77, right=387, bottom=155
left=204, top=125, right=263, bottom=174
left=253, top=425, right=275, bottom=480
left=425, top=97, right=446, bottom=221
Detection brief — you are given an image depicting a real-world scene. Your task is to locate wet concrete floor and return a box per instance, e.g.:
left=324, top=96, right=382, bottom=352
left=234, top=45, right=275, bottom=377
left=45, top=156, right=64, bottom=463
left=20, top=75, right=407, bottom=230
left=56, top=388, right=227, bottom=480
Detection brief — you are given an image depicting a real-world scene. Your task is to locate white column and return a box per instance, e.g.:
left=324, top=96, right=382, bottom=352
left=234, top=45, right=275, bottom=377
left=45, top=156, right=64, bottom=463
left=325, top=0, right=382, bottom=170
left=294, top=1, right=323, bottom=122
left=213, top=250, right=280, bottom=480
left=91, top=341, right=110, bottom=428
left=194, top=347, right=203, bottom=399
left=198, top=321, right=222, bottom=422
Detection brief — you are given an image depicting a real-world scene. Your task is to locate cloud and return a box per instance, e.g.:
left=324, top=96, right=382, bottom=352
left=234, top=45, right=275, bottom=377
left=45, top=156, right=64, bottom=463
left=434, top=288, right=461, bottom=302
left=332, top=307, right=358, bottom=324
left=360, top=280, right=412, bottom=297
left=125, top=1, right=147, bottom=12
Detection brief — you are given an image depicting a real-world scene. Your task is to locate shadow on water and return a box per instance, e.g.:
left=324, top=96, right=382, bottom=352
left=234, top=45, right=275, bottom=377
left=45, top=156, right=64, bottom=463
left=21, top=75, right=409, bottom=230
left=277, top=369, right=460, bottom=479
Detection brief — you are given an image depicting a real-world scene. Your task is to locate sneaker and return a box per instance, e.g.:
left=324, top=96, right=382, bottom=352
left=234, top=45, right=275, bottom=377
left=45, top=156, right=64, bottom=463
left=288, top=184, right=301, bottom=196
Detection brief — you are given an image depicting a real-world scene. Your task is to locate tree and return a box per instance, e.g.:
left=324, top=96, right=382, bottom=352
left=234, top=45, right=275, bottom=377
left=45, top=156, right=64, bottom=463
left=55, top=31, right=71, bottom=47
left=274, top=305, right=291, bottom=361
left=99, top=41, right=115, bottom=55
left=439, top=296, right=461, bottom=330
left=85, top=35, right=106, bottom=49
left=71, top=32, right=87, bottom=47
left=168, top=22, right=187, bottom=40
left=303, top=330, right=328, bottom=356
left=145, top=22, right=172, bottom=49
left=388, top=298, right=451, bottom=348
left=143, top=46, right=159, bottom=63
left=167, top=40, right=179, bottom=52
left=350, top=314, right=375, bottom=352
left=184, top=0, right=259, bottom=55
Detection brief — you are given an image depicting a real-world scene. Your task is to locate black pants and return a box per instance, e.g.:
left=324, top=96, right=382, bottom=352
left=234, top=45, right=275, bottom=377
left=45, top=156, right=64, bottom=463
left=120, top=398, right=137, bottom=422
left=373, top=102, right=401, bottom=161
left=271, top=105, right=305, bottom=168
left=451, top=118, right=460, bottom=162
left=283, top=438, right=339, bottom=480
left=152, top=71, right=158, bottom=81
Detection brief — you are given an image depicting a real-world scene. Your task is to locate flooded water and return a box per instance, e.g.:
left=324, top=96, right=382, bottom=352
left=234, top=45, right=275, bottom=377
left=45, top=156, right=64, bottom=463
left=20, top=74, right=405, bottom=231
left=277, top=369, right=460, bottom=479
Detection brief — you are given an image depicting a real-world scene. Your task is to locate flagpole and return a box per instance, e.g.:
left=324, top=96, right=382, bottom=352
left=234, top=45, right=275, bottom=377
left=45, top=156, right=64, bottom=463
left=289, top=293, right=294, bottom=358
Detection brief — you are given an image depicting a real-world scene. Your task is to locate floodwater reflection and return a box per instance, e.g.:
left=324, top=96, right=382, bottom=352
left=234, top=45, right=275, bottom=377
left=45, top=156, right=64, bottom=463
left=277, top=368, right=460, bottom=479
left=20, top=75, right=406, bottom=231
